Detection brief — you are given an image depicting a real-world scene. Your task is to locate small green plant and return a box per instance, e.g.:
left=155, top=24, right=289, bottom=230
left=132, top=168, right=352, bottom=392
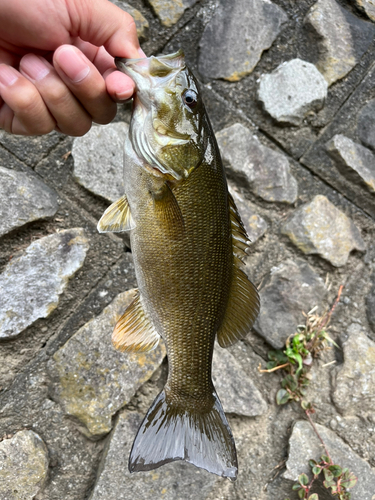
left=260, top=286, right=358, bottom=499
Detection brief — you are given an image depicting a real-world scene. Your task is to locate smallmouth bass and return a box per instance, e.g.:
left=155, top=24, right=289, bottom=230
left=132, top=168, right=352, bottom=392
left=98, top=50, right=259, bottom=480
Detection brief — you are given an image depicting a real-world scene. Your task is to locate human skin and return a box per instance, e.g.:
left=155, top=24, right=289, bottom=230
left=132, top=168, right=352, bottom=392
left=0, top=0, right=145, bottom=136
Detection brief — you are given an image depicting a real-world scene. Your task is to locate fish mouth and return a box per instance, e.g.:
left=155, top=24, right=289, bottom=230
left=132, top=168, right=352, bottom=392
left=115, top=50, right=185, bottom=89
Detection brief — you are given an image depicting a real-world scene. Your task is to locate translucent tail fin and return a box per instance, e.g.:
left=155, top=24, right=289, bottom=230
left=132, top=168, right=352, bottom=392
left=129, top=389, right=237, bottom=480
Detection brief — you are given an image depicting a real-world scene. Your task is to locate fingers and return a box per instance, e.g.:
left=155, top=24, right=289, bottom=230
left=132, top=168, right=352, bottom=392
left=20, top=53, right=93, bottom=135
left=0, top=64, right=56, bottom=135
left=53, top=45, right=117, bottom=124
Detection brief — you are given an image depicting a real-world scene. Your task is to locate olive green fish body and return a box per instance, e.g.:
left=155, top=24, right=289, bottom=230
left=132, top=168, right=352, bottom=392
left=97, top=51, right=259, bottom=479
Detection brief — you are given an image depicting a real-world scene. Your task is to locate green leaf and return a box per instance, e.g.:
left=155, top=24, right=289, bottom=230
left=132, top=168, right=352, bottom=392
left=309, top=459, right=317, bottom=467
left=292, top=484, right=302, bottom=491
left=266, top=361, right=277, bottom=370
left=328, top=464, right=342, bottom=477
left=298, top=473, right=309, bottom=486
left=282, top=374, right=298, bottom=391
left=312, top=466, right=322, bottom=476
left=276, top=389, right=291, bottom=405
left=286, top=351, right=303, bottom=374
left=308, top=495, right=319, bottom=500
left=321, top=455, right=330, bottom=464
left=323, top=469, right=334, bottom=482
left=298, top=489, right=305, bottom=499
left=341, top=473, right=357, bottom=489
left=268, top=350, right=288, bottom=364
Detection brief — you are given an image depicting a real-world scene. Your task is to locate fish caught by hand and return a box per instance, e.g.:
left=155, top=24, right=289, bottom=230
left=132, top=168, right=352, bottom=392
left=97, top=50, right=259, bottom=480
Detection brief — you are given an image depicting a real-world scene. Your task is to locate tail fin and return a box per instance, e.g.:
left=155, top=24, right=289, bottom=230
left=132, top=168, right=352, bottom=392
left=129, top=389, right=237, bottom=480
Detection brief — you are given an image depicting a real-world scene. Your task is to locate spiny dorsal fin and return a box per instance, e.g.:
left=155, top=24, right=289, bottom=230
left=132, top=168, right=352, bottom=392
left=97, top=195, right=135, bottom=233
left=112, top=290, right=161, bottom=352
left=153, top=182, right=185, bottom=240
left=217, top=266, right=260, bottom=348
left=228, top=192, right=250, bottom=262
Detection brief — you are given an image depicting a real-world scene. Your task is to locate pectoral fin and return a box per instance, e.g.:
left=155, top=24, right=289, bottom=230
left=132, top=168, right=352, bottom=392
left=217, top=193, right=260, bottom=348
left=97, top=195, right=135, bottom=233
left=113, top=290, right=161, bottom=352
left=152, top=182, right=185, bottom=239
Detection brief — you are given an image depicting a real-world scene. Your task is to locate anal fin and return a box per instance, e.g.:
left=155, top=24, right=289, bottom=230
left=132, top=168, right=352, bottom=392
left=97, top=194, right=135, bottom=233
left=112, top=290, right=161, bottom=352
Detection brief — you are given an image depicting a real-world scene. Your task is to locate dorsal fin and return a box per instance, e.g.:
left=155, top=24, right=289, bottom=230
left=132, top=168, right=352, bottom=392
left=112, top=290, right=161, bottom=352
left=97, top=195, right=135, bottom=233
left=228, top=192, right=250, bottom=262
left=217, top=193, right=260, bottom=348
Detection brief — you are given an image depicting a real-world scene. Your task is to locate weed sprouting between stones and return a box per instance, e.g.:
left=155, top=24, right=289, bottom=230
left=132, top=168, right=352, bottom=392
left=259, top=285, right=358, bottom=500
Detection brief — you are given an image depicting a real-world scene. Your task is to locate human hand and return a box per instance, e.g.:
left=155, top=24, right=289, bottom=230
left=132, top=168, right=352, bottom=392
left=0, top=0, right=145, bottom=136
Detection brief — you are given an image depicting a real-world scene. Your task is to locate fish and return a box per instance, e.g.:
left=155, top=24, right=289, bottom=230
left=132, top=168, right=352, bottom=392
left=97, top=50, right=259, bottom=480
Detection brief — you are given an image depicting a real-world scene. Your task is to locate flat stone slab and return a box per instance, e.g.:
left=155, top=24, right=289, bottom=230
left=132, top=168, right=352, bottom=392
left=111, top=1, right=149, bottom=41
left=0, top=167, right=58, bottom=238
left=90, top=410, right=221, bottom=500
left=304, top=0, right=375, bottom=86
left=229, top=186, right=268, bottom=244
left=48, top=289, right=166, bottom=439
left=355, top=0, right=375, bottom=22
left=285, top=420, right=375, bottom=500
left=216, top=123, right=298, bottom=203
left=198, top=0, right=287, bottom=82
left=326, top=134, right=375, bottom=193
left=253, top=259, right=327, bottom=349
left=0, top=228, right=89, bottom=339
left=0, top=430, right=49, bottom=500
left=72, top=122, right=127, bottom=203
left=212, top=344, right=267, bottom=417
left=148, top=0, right=198, bottom=27
left=358, top=99, right=375, bottom=152
left=282, top=195, right=365, bottom=267
left=333, top=324, right=375, bottom=415
left=258, top=59, right=328, bottom=126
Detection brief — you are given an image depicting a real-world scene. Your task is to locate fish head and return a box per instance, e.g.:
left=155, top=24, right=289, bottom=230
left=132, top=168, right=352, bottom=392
left=116, top=50, right=207, bottom=181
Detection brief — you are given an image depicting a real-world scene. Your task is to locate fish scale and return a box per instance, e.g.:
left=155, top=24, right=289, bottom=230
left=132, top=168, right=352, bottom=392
left=97, top=50, right=260, bottom=479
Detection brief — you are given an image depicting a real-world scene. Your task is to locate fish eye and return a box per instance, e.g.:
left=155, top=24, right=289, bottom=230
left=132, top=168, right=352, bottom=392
left=183, top=89, right=198, bottom=109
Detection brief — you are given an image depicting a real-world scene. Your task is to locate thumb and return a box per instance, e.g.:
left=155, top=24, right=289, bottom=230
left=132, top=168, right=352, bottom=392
left=72, top=0, right=144, bottom=59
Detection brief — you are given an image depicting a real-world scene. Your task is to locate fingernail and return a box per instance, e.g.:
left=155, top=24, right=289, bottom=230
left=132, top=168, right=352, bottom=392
left=115, top=90, right=133, bottom=101
left=0, top=65, right=18, bottom=86
left=21, top=54, right=50, bottom=81
left=56, top=46, right=90, bottom=83
left=138, top=48, right=147, bottom=58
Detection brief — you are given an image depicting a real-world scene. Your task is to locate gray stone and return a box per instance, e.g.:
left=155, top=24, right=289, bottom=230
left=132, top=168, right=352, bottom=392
left=229, top=186, right=268, bottom=244
left=285, top=420, right=375, bottom=500
left=198, top=0, right=287, bottom=82
left=72, top=122, right=127, bottom=203
left=0, top=131, right=61, bottom=167
left=216, top=123, right=298, bottom=203
left=355, top=0, right=375, bottom=22
left=148, top=0, right=198, bottom=27
left=212, top=344, right=267, bottom=417
left=254, top=259, right=328, bottom=349
left=358, top=99, right=375, bottom=152
left=366, top=275, right=375, bottom=333
left=333, top=324, right=375, bottom=415
left=48, top=289, right=166, bottom=439
left=282, top=195, right=365, bottom=267
left=304, top=0, right=375, bottom=86
left=111, top=1, right=149, bottom=41
left=0, top=229, right=89, bottom=339
left=258, top=59, right=328, bottom=126
left=90, top=410, right=220, bottom=500
left=326, top=134, right=375, bottom=193
left=0, top=167, right=58, bottom=238
left=0, top=430, right=49, bottom=500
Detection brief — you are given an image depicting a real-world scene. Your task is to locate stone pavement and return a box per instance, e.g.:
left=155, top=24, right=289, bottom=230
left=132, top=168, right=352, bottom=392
left=1, top=1, right=375, bottom=499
